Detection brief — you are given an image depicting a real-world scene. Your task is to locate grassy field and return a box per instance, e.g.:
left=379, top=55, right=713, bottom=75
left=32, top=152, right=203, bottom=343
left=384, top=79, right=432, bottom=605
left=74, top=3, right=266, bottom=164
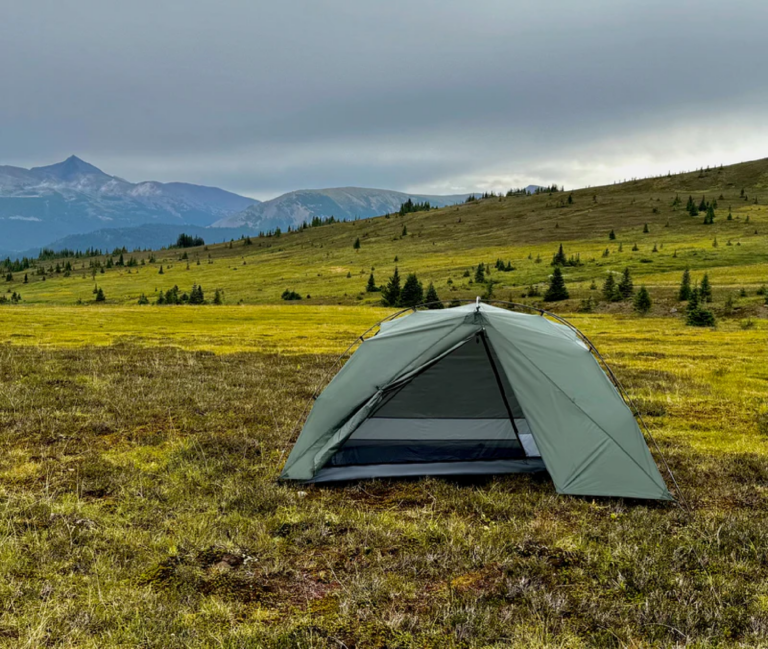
left=0, top=308, right=767, bottom=647
left=1, top=160, right=767, bottom=646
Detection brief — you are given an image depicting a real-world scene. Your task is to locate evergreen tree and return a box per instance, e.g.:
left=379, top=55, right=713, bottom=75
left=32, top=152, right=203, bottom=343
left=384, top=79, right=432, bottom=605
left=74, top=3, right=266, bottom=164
left=678, top=268, right=692, bottom=301
left=95, top=287, right=106, bottom=302
left=425, top=282, right=443, bottom=308
left=159, top=265, right=164, bottom=274
left=474, top=262, right=486, bottom=284
left=23, top=274, right=28, bottom=284
left=213, top=289, right=223, bottom=305
left=704, top=204, right=715, bottom=224
left=381, top=267, right=402, bottom=307
left=400, top=273, right=424, bottom=307
left=686, top=288, right=716, bottom=327
left=544, top=267, right=569, bottom=301
left=633, top=285, right=652, bottom=314
left=609, top=229, right=616, bottom=240
left=366, top=272, right=379, bottom=292
left=157, top=290, right=166, bottom=305
left=686, top=195, right=694, bottom=211
left=551, top=244, right=567, bottom=266
left=643, top=223, right=649, bottom=233
left=617, top=267, right=634, bottom=299
left=402, top=225, right=408, bottom=237
left=353, top=237, right=361, bottom=249
left=698, top=195, right=707, bottom=212
left=137, top=293, right=149, bottom=305
left=602, top=272, right=620, bottom=302
left=699, top=272, right=712, bottom=303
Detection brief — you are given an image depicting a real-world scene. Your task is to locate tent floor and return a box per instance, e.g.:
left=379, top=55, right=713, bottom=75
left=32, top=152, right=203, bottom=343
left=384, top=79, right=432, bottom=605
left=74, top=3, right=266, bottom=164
left=306, top=458, right=547, bottom=483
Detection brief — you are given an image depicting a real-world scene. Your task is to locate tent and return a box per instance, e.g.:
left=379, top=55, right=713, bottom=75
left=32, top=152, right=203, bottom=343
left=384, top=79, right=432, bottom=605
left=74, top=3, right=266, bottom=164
left=281, top=302, right=673, bottom=500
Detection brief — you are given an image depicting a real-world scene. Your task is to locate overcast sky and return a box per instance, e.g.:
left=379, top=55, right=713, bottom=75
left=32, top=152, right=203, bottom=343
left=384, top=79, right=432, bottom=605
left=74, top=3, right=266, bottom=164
left=2, top=0, right=768, bottom=200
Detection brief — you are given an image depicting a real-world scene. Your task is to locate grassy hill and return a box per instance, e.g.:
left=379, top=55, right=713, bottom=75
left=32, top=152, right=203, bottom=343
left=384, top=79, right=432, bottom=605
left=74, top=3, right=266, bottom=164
left=5, top=158, right=768, bottom=315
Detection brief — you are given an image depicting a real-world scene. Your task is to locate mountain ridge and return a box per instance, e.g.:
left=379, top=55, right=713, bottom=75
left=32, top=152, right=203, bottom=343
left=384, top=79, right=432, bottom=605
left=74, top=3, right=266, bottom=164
left=0, top=156, right=259, bottom=250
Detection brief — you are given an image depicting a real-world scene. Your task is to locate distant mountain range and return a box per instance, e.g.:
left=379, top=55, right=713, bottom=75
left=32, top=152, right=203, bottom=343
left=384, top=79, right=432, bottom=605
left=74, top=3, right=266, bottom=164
left=0, top=156, right=258, bottom=250
left=212, top=187, right=475, bottom=231
left=0, top=155, right=483, bottom=255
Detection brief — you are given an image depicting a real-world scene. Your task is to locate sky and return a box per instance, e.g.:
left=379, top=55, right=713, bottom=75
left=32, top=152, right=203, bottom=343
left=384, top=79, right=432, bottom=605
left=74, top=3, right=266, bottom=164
left=2, top=0, right=768, bottom=200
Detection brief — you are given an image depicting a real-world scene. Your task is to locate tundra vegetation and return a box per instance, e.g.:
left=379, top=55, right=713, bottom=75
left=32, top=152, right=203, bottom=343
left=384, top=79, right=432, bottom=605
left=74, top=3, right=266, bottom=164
left=0, top=160, right=767, bottom=646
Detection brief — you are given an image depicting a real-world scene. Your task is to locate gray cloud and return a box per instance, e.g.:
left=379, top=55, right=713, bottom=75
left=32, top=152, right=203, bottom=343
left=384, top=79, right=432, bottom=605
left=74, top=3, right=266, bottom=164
left=2, top=0, right=767, bottom=199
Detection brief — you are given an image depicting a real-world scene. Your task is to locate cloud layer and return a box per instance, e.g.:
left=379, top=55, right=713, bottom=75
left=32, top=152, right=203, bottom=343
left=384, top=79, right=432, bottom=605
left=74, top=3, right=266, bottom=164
left=2, top=0, right=767, bottom=199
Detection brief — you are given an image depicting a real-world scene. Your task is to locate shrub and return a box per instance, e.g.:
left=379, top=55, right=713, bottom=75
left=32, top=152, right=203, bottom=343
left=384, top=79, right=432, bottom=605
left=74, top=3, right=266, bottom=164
left=281, top=289, right=302, bottom=301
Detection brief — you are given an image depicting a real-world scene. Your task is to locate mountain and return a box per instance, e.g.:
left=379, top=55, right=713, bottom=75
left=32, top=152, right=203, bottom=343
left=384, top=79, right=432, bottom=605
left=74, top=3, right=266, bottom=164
left=212, top=187, right=474, bottom=232
left=32, top=223, right=259, bottom=255
left=0, top=156, right=258, bottom=250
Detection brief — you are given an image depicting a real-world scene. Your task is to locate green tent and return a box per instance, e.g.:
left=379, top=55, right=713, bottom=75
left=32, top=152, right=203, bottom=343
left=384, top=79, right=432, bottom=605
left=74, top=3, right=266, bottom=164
left=281, top=302, right=673, bottom=500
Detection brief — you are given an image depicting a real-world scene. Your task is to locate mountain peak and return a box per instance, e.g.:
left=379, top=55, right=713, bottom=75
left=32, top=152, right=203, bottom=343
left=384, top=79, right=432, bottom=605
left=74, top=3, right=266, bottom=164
left=31, top=155, right=109, bottom=181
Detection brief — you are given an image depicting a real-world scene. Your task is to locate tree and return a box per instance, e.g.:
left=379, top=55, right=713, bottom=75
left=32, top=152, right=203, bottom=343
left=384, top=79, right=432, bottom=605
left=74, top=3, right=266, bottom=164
left=474, top=262, right=486, bottom=284
left=366, top=272, right=379, bottom=292
left=213, top=289, right=223, bottom=305
left=189, top=284, right=205, bottom=304
left=633, top=286, right=652, bottom=314
left=137, top=293, right=149, bottom=305
left=23, top=274, right=28, bottom=284
left=551, top=244, right=567, bottom=266
left=617, top=267, right=634, bottom=300
left=353, top=237, right=361, bottom=249
left=381, top=267, right=401, bottom=307
left=602, top=272, right=620, bottom=302
left=95, top=287, right=106, bottom=302
left=400, top=273, right=424, bottom=307
left=544, top=267, right=569, bottom=301
left=159, top=265, right=164, bottom=275
left=425, top=282, right=443, bottom=308
left=699, top=272, right=712, bottom=303
left=402, top=225, right=408, bottom=237
left=704, top=204, right=715, bottom=225
left=609, top=229, right=616, bottom=240
left=686, top=288, right=716, bottom=327
left=643, top=223, right=649, bottom=233
left=678, top=268, right=692, bottom=301
left=698, top=195, right=707, bottom=212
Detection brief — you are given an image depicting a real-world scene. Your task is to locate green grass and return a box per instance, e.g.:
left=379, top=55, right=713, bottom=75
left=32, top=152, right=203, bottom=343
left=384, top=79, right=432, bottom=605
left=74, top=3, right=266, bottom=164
left=0, top=312, right=767, bottom=647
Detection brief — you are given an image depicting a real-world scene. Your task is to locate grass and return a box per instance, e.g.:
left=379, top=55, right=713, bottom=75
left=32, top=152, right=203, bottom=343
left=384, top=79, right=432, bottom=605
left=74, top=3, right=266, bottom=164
left=1, top=159, right=768, bottom=645
left=0, top=312, right=767, bottom=647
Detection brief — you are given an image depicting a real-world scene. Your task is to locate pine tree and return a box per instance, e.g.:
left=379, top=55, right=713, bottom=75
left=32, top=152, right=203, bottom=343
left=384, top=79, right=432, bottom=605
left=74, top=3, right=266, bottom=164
left=366, top=272, right=379, bottom=292
left=617, top=267, right=634, bottom=300
left=678, top=268, right=692, bottom=301
left=137, top=293, right=149, bottom=305
left=23, top=274, right=28, bottom=284
left=474, top=262, right=486, bottom=284
left=602, top=272, right=620, bottom=302
left=698, top=195, right=707, bottom=212
left=544, top=267, right=569, bottom=301
left=381, top=267, right=402, bottom=307
left=213, top=289, right=223, bottom=305
left=353, top=237, right=360, bottom=249
left=402, top=225, right=408, bottom=237
left=425, top=282, right=443, bottom=308
left=699, top=272, right=712, bottom=303
left=551, top=244, right=567, bottom=266
left=609, top=229, right=616, bottom=240
left=686, top=288, right=716, bottom=327
left=704, top=204, right=715, bottom=224
left=633, top=286, right=652, bottom=314
left=643, top=223, right=649, bottom=233
left=400, top=273, right=424, bottom=307
left=686, top=195, right=694, bottom=211
left=159, top=265, right=164, bottom=274
left=95, top=287, right=106, bottom=302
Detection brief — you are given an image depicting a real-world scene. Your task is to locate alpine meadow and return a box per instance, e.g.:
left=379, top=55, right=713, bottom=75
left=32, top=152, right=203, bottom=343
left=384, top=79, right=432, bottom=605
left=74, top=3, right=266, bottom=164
left=1, top=159, right=768, bottom=648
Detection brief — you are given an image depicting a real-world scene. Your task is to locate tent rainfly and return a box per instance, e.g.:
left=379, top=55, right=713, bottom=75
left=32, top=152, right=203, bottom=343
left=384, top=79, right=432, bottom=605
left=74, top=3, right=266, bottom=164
left=281, top=302, right=674, bottom=500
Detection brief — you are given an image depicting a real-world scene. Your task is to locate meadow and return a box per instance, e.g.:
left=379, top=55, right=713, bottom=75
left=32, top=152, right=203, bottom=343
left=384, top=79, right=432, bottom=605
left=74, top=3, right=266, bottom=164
left=0, top=160, right=767, bottom=647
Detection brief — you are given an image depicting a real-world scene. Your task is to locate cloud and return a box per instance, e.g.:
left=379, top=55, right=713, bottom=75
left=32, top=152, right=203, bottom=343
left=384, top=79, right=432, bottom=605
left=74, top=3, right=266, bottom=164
left=1, top=0, right=767, bottom=198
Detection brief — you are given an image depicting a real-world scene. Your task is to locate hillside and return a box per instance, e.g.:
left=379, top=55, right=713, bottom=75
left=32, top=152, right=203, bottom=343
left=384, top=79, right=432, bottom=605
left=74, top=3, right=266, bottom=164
left=0, top=155, right=258, bottom=250
left=7, top=157, right=768, bottom=317
left=213, top=186, right=474, bottom=231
